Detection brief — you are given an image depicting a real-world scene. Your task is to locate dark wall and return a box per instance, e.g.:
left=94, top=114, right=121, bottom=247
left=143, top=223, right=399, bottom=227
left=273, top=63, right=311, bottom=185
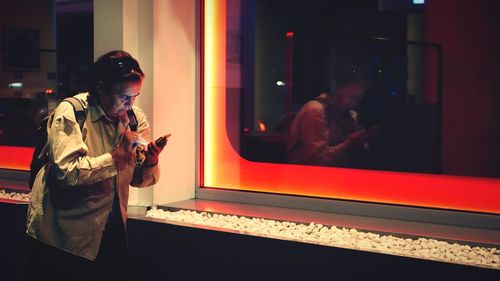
left=1, top=202, right=499, bottom=281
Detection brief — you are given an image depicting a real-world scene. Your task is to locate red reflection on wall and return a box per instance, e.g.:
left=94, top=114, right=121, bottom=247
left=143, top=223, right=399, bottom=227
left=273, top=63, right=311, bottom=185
left=0, top=146, right=33, bottom=171
left=425, top=0, right=500, bottom=179
left=203, top=0, right=500, bottom=215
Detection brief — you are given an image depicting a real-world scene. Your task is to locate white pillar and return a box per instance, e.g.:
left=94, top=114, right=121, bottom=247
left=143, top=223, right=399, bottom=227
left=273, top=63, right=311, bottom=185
left=152, top=0, right=197, bottom=205
left=94, top=0, right=197, bottom=206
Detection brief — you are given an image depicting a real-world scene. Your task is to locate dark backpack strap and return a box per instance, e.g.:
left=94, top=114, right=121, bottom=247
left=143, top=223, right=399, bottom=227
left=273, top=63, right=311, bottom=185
left=127, top=109, right=138, bottom=131
left=63, top=97, right=87, bottom=129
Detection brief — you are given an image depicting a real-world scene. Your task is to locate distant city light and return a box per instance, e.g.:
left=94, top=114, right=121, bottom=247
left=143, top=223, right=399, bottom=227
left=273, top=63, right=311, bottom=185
left=285, top=32, right=294, bottom=37
left=45, top=89, right=54, bottom=94
left=257, top=120, right=267, bottom=132
left=413, top=0, right=424, bottom=4
left=276, top=81, right=286, bottom=86
left=8, top=82, right=23, bottom=88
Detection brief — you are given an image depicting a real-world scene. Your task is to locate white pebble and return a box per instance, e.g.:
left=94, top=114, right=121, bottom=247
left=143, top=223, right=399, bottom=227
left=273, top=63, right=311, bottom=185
left=0, top=189, right=31, bottom=202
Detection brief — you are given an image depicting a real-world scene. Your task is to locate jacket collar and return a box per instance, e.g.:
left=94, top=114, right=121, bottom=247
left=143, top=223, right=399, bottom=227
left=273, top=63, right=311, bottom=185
left=89, top=98, right=130, bottom=129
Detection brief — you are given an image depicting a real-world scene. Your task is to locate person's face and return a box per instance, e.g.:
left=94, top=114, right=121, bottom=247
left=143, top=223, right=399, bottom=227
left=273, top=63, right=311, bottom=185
left=334, top=83, right=365, bottom=111
left=99, top=80, right=142, bottom=119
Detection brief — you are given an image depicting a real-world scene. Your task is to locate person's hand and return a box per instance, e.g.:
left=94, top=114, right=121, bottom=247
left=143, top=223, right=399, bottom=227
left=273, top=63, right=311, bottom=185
left=111, top=131, right=137, bottom=170
left=344, top=130, right=369, bottom=149
left=144, top=139, right=166, bottom=167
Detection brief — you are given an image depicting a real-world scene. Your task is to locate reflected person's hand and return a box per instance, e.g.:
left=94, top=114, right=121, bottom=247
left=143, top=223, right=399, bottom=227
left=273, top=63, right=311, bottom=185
left=344, top=130, right=369, bottom=149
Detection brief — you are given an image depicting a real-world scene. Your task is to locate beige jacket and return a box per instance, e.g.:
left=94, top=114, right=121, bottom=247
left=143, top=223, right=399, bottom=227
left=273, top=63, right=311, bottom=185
left=26, top=93, right=159, bottom=260
left=287, top=98, right=362, bottom=167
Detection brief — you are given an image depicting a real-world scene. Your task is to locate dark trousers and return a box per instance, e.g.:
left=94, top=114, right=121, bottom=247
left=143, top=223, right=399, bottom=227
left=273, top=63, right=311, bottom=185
left=26, top=219, right=129, bottom=281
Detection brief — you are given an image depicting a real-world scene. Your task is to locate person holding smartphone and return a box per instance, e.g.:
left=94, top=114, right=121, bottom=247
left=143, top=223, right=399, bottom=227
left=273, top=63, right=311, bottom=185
left=26, top=50, right=167, bottom=280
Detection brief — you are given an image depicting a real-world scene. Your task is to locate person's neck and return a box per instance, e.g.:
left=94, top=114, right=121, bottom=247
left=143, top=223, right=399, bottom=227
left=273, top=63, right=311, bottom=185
left=98, top=103, right=119, bottom=122
left=330, top=96, right=341, bottom=110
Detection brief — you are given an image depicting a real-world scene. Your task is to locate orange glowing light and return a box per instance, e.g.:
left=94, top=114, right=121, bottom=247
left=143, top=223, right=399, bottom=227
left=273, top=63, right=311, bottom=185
left=202, top=0, right=500, bottom=214
left=257, top=120, right=267, bottom=132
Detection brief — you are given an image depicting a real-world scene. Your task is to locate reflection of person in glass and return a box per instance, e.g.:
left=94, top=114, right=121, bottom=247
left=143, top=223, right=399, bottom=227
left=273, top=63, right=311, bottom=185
left=287, top=66, right=374, bottom=167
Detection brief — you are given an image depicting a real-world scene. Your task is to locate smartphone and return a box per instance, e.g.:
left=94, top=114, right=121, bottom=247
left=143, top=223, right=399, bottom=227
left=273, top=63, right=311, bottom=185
left=155, top=134, right=172, bottom=148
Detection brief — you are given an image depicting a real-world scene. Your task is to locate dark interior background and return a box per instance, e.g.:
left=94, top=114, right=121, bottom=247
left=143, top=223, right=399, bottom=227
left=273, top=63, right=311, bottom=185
left=225, top=0, right=500, bottom=179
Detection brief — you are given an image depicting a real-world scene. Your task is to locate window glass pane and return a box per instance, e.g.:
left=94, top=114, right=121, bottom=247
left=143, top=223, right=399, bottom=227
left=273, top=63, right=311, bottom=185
left=203, top=0, right=500, bottom=214
left=223, top=0, right=496, bottom=179
left=0, top=0, right=93, bottom=170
